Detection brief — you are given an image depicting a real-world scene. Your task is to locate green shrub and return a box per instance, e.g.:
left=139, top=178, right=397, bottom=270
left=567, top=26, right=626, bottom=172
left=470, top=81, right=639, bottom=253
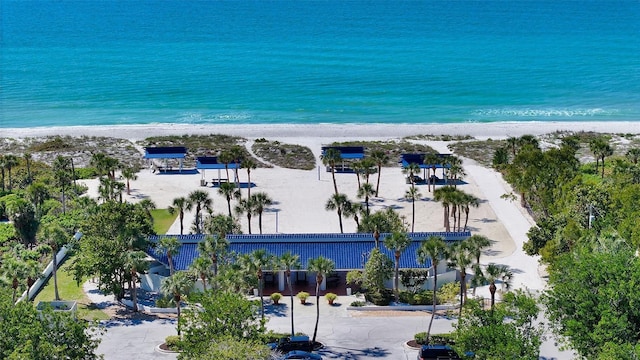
left=437, top=282, right=460, bottom=304
left=74, top=167, right=99, bottom=180
left=155, top=295, right=174, bottom=308
left=296, top=291, right=309, bottom=301
left=350, top=301, right=365, bottom=307
left=365, top=289, right=393, bottom=306
left=165, top=335, right=182, bottom=350
left=270, top=292, right=282, bottom=303
left=414, top=332, right=455, bottom=345
left=399, top=290, right=415, bottom=305
left=325, top=292, right=337, bottom=302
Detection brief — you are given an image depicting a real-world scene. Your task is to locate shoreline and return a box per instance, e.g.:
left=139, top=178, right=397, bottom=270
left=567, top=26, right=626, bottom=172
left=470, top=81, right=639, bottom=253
left=3, top=121, right=640, bottom=141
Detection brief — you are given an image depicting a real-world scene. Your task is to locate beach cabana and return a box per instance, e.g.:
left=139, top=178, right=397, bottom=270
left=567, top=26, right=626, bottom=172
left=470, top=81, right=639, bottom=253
left=321, top=146, right=365, bottom=172
left=195, top=156, right=240, bottom=186
left=401, top=153, right=452, bottom=181
left=144, top=146, right=187, bottom=173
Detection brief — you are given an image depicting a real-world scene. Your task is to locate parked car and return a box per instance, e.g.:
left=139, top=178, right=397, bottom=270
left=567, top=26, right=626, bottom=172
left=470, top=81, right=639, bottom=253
left=278, top=350, right=322, bottom=360
left=268, top=335, right=314, bottom=353
left=417, top=344, right=462, bottom=360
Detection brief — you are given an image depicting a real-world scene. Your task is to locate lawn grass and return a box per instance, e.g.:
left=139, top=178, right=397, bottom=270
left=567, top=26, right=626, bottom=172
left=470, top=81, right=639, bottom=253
left=33, top=259, right=110, bottom=321
left=152, top=208, right=178, bottom=235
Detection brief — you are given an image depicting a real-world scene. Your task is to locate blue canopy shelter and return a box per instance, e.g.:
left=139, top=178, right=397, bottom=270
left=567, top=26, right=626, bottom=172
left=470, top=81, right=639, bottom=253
left=401, top=153, right=451, bottom=182
left=321, top=146, right=365, bottom=172
left=195, top=156, right=240, bottom=186
left=144, top=146, right=187, bottom=173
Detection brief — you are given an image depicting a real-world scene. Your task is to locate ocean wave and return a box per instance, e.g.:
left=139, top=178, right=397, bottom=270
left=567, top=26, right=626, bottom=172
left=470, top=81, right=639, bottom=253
left=176, top=112, right=253, bottom=124
left=472, top=108, right=618, bottom=118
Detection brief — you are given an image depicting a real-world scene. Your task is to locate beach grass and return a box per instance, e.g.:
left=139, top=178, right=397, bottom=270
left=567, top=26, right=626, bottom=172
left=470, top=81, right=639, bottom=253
left=151, top=208, right=178, bottom=235
left=33, top=259, right=110, bottom=321
left=251, top=139, right=314, bottom=170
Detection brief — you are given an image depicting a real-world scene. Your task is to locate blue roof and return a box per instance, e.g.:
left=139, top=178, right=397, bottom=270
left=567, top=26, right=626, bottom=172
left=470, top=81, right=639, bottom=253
left=196, top=156, right=240, bottom=170
left=144, top=146, right=187, bottom=159
left=147, top=232, right=469, bottom=271
left=401, top=153, right=451, bottom=169
left=321, top=146, right=365, bottom=160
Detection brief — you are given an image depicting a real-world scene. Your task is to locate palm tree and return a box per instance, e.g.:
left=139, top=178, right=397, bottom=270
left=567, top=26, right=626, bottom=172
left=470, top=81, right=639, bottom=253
left=466, top=234, right=492, bottom=295
left=159, top=237, right=181, bottom=275
left=433, top=186, right=456, bottom=232
left=23, top=153, right=33, bottom=185
left=137, top=199, right=156, bottom=222
left=123, top=250, right=148, bottom=312
left=351, top=160, right=363, bottom=189
left=235, top=197, right=255, bottom=234
left=461, top=192, right=480, bottom=231
left=121, top=166, right=138, bottom=195
left=484, top=263, right=513, bottom=310
left=218, top=182, right=240, bottom=217
left=3, top=154, right=19, bottom=191
left=0, top=155, right=5, bottom=192
left=357, top=182, right=375, bottom=215
left=405, top=186, right=421, bottom=232
left=168, top=197, right=191, bottom=235
left=243, top=158, right=257, bottom=199
left=371, top=150, right=389, bottom=196
left=417, top=235, right=448, bottom=343
left=188, top=190, right=212, bottom=234
left=321, top=148, right=342, bottom=195
left=24, top=259, right=41, bottom=302
left=423, top=152, right=440, bottom=192
left=197, top=233, right=229, bottom=277
left=448, top=162, right=466, bottom=189
left=40, top=223, right=68, bottom=301
left=219, top=150, right=235, bottom=184
left=278, top=251, right=301, bottom=336
left=342, top=200, right=362, bottom=229
left=403, top=162, right=420, bottom=188
left=626, top=148, right=640, bottom=164
left=383, top=231, right=412, bottom=302
left=307, top=256, right=335, bottom=344
left=161, top=271, right=194, bottom=335
left=189, top=256, right=213, bottom=291
left=26, top=182, right=50, bottom=217
left=359, top=158, right=376, bottom=184
left=53, top=156, right=72, bottom=214
left=325, top=193, right=350, bottom=233
left=243, top=249, right=273, bottom=320
left=251, top=192, right=273, bottom=234
left=506, top=136, right=519, bottom=157
left=229, top=145, right=246, bottom=185
left=447, top=241, right=473, bottom=316
left=2, top=257, right=26, bottom=303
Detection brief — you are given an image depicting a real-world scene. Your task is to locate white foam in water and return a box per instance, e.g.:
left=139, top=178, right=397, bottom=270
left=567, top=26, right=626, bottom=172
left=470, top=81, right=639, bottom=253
left=177, top=112, right=252, bottom=124
left=472, top=108, right=617, bottom=118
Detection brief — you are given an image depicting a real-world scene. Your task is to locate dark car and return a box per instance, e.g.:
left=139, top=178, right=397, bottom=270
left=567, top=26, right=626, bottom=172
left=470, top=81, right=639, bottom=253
left=268, top=335, right=314, bottom=353
left=417, top=344, right=462, bottom=360
left=278, top=350, right=323, bottom=360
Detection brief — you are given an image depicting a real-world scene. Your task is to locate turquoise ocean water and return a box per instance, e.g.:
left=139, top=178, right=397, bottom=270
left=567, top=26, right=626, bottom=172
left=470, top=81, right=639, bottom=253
left=1, top=0, right=639, bottom=128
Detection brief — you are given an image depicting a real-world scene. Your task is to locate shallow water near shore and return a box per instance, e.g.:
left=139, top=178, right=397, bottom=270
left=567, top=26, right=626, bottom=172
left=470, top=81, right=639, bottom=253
left=2, top=0, right=639, bottom=128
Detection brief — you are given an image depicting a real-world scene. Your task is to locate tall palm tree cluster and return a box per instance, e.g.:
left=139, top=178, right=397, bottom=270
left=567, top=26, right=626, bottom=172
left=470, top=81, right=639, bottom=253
left=322, top=148, right=391, bottom=233
left=167, top=146, right=274, bottom=236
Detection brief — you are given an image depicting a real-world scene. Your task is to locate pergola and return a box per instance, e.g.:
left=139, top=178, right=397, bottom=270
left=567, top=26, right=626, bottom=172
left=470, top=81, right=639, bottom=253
left=400, top=153, right=451, bottom=180
left=321, top=146, right=365, bottom=172
left=195, top=156, right=240, bottom=186
left=144, top=146, right=187, bottom=173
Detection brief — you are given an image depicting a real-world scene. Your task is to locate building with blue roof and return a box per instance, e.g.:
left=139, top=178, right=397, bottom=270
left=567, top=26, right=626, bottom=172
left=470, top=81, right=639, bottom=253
left=145, top=232, right=469, bottom=294
left=195, top=156, right=241, bottom=186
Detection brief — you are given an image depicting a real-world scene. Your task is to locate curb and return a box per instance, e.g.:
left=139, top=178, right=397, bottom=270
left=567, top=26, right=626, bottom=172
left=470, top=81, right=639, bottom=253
left=155, top=343, right=178, bottom=355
